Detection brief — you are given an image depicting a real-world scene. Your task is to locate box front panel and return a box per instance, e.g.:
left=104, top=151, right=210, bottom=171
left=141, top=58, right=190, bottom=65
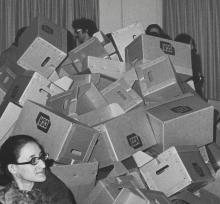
left=12, top=101, right=73, bottom=160
left=59, top=124, right=99, bottom=163
left=140, top=150, right=190, bottom=197
left=46, top=89, right=77, bottom=117
left=111, top=23, right=145, bottom=61
left=135, top=57, right=183, bottom=101
left=147, top=95, right=214, bottom=149
left=91, top=106, right=156, bottom=165
left=76, top=83, right=108, bottom=115
left=86, top=56, right=127, bottom=80
left=178, top=148, right=213, bottom=188
left=101, top=79, right=143, bottom=112
left=69, top=37, right=109, bottom=73
left=126, top=34, right=192, bottom=77
left=164, top=107, right=213, bottom=149
left=17, top=37, right=67, bottom=78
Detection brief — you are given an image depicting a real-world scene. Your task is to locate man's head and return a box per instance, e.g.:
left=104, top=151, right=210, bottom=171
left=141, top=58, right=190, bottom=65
left=72, top=18, right=98, bottom=44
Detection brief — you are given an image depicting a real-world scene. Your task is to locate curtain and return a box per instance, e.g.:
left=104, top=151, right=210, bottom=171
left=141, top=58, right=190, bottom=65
left=163, top=0, right=220, bottom=100
left=0, top=0, right=99, bottom=53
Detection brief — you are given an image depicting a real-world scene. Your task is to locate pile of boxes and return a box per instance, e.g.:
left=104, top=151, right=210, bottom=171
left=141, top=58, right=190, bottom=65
left=1, top=16, right=220, bottom=203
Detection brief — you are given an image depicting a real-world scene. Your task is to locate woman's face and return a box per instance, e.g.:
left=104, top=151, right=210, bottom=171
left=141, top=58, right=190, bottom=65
left=12, top=142, right=46, bottom=188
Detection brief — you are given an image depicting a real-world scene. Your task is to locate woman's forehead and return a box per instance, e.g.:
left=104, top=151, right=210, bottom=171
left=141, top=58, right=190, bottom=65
left=19, top=142, right=41, bottom=158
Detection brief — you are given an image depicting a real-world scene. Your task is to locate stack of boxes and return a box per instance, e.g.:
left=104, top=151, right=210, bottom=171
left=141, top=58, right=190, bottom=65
left=1, top=16, right=220, bottom=203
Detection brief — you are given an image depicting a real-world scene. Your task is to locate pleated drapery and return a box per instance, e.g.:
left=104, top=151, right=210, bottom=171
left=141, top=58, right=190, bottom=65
left=0, top=0, right=99, bottom=53
left=163, top=0, right=220, bottom=100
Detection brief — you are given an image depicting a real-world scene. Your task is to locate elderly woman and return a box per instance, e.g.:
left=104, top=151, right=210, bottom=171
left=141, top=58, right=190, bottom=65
left=0, top=135, right=75, bottom=204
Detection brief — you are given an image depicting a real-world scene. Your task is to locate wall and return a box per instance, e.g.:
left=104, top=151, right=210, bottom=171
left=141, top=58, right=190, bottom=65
left=99, top=0, right=162, bottom=34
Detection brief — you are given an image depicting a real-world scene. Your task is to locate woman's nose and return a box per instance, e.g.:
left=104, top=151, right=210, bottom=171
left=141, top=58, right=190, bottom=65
left=37, top=159, right=46, bottom=168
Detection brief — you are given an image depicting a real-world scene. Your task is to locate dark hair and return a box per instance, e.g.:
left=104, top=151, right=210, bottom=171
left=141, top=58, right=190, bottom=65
left=72, top=18, right=98, bottom=37
left=174, top=33, right=196, bottom=50
left=0, top=135, right=43, bottom=182
left=13, top=26, right=28, bottom=47
left=145, top=24, right=171, bottom=40
left=145, top=24, right=163, bottom=35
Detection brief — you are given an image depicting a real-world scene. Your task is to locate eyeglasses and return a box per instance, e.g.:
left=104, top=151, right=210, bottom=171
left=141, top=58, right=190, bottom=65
left=14, top=153, right=49, bottom=166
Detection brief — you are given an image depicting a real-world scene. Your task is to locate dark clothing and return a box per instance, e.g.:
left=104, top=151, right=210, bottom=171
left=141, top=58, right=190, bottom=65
left=34, top=169, right=76, bottom=204
left=0, top=181, right=51, bottom=204
left=0, top=170, right=76, bottom=204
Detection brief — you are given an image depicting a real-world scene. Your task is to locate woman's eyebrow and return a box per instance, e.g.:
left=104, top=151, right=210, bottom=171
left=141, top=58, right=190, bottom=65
left=29, top=151, right=42, bottom=158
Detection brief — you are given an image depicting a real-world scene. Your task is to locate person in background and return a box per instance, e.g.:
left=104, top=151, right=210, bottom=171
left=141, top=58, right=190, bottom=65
left=175, top=33, right=204, bottom=98
left=72, top=17, right=98, bottom=45
left=0, top=135, right=75, bottom=204
left=0, top=27, right=27, bottom=75
left=145, top=24, right=172, bottom=40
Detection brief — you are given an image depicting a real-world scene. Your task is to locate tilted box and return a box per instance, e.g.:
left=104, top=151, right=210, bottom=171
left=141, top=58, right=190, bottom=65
left=140, top=145, right=214, bottom=197
left=16, top=16, right=67, bottom=78
left=12, top=100, right=99, bottom=163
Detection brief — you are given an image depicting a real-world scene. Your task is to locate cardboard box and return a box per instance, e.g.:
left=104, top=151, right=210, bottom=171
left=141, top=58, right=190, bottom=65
left=85, top=56, right=129, bottom=80
left=170, top=190, right=209, bottom=204
left=16, top=16, right=67, bottom=78
left=56, top=56, right=78, bottom=77
left=85, top=179, right=171, bottom=204
left=114, top=188, right=148, bottom=204
left=201, top=169, right=220, bottom=200
left=0, top=102, right=22, bottom=142
left=93, top=30, right=110, bottom=45
left=101, top=78, right=143, bottom=113
left=90, top=105, right=156, bottom=167
left=69, top=73, right=100, bottom=88
left=120, top=188, right=172, bottom=204
left=78, top=103, right=125, bottom=127
left=76, top=83, right=108, bottom=115
left=83, top=179, right=122, bottom=204
left=50, top=162, right=98, bottom=204
left=46, top=88, right=78, bottom=119
left=140, top=145, right=214, bottom=196
left=104, top=41, right=120, bottom=61
left=0, top=64, right=18, bottom=96
left=12, top=100, right=99, bottom=163
left=111, top=22, right=145, bottom=61
left=3, top=71, right=64, bottom=107
left=68, top=37, right=109, bottom=73
left=84, top=175, right=143, bottom=204
left=125, top=34, right=192, bottom=79
left=134, top=56, right=183, bottom=102
left=146, top=94, right=214, bottom=151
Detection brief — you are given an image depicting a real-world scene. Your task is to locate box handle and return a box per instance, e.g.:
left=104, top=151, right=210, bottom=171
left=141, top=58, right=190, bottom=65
left=156, top=165, right=169, bottom=175
left=41, top=57, right=51, bottom=67
left=147, top=71, right=153, bottom=82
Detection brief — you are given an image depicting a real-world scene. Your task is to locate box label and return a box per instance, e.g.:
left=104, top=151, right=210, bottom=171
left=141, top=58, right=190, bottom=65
left=36, top=112, right=51, bottom=133
left=170, top=106, right=193, bottom=114
left=127, top=133, right=143, bottom=149
left=160, top=41, right=175, bottom=55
